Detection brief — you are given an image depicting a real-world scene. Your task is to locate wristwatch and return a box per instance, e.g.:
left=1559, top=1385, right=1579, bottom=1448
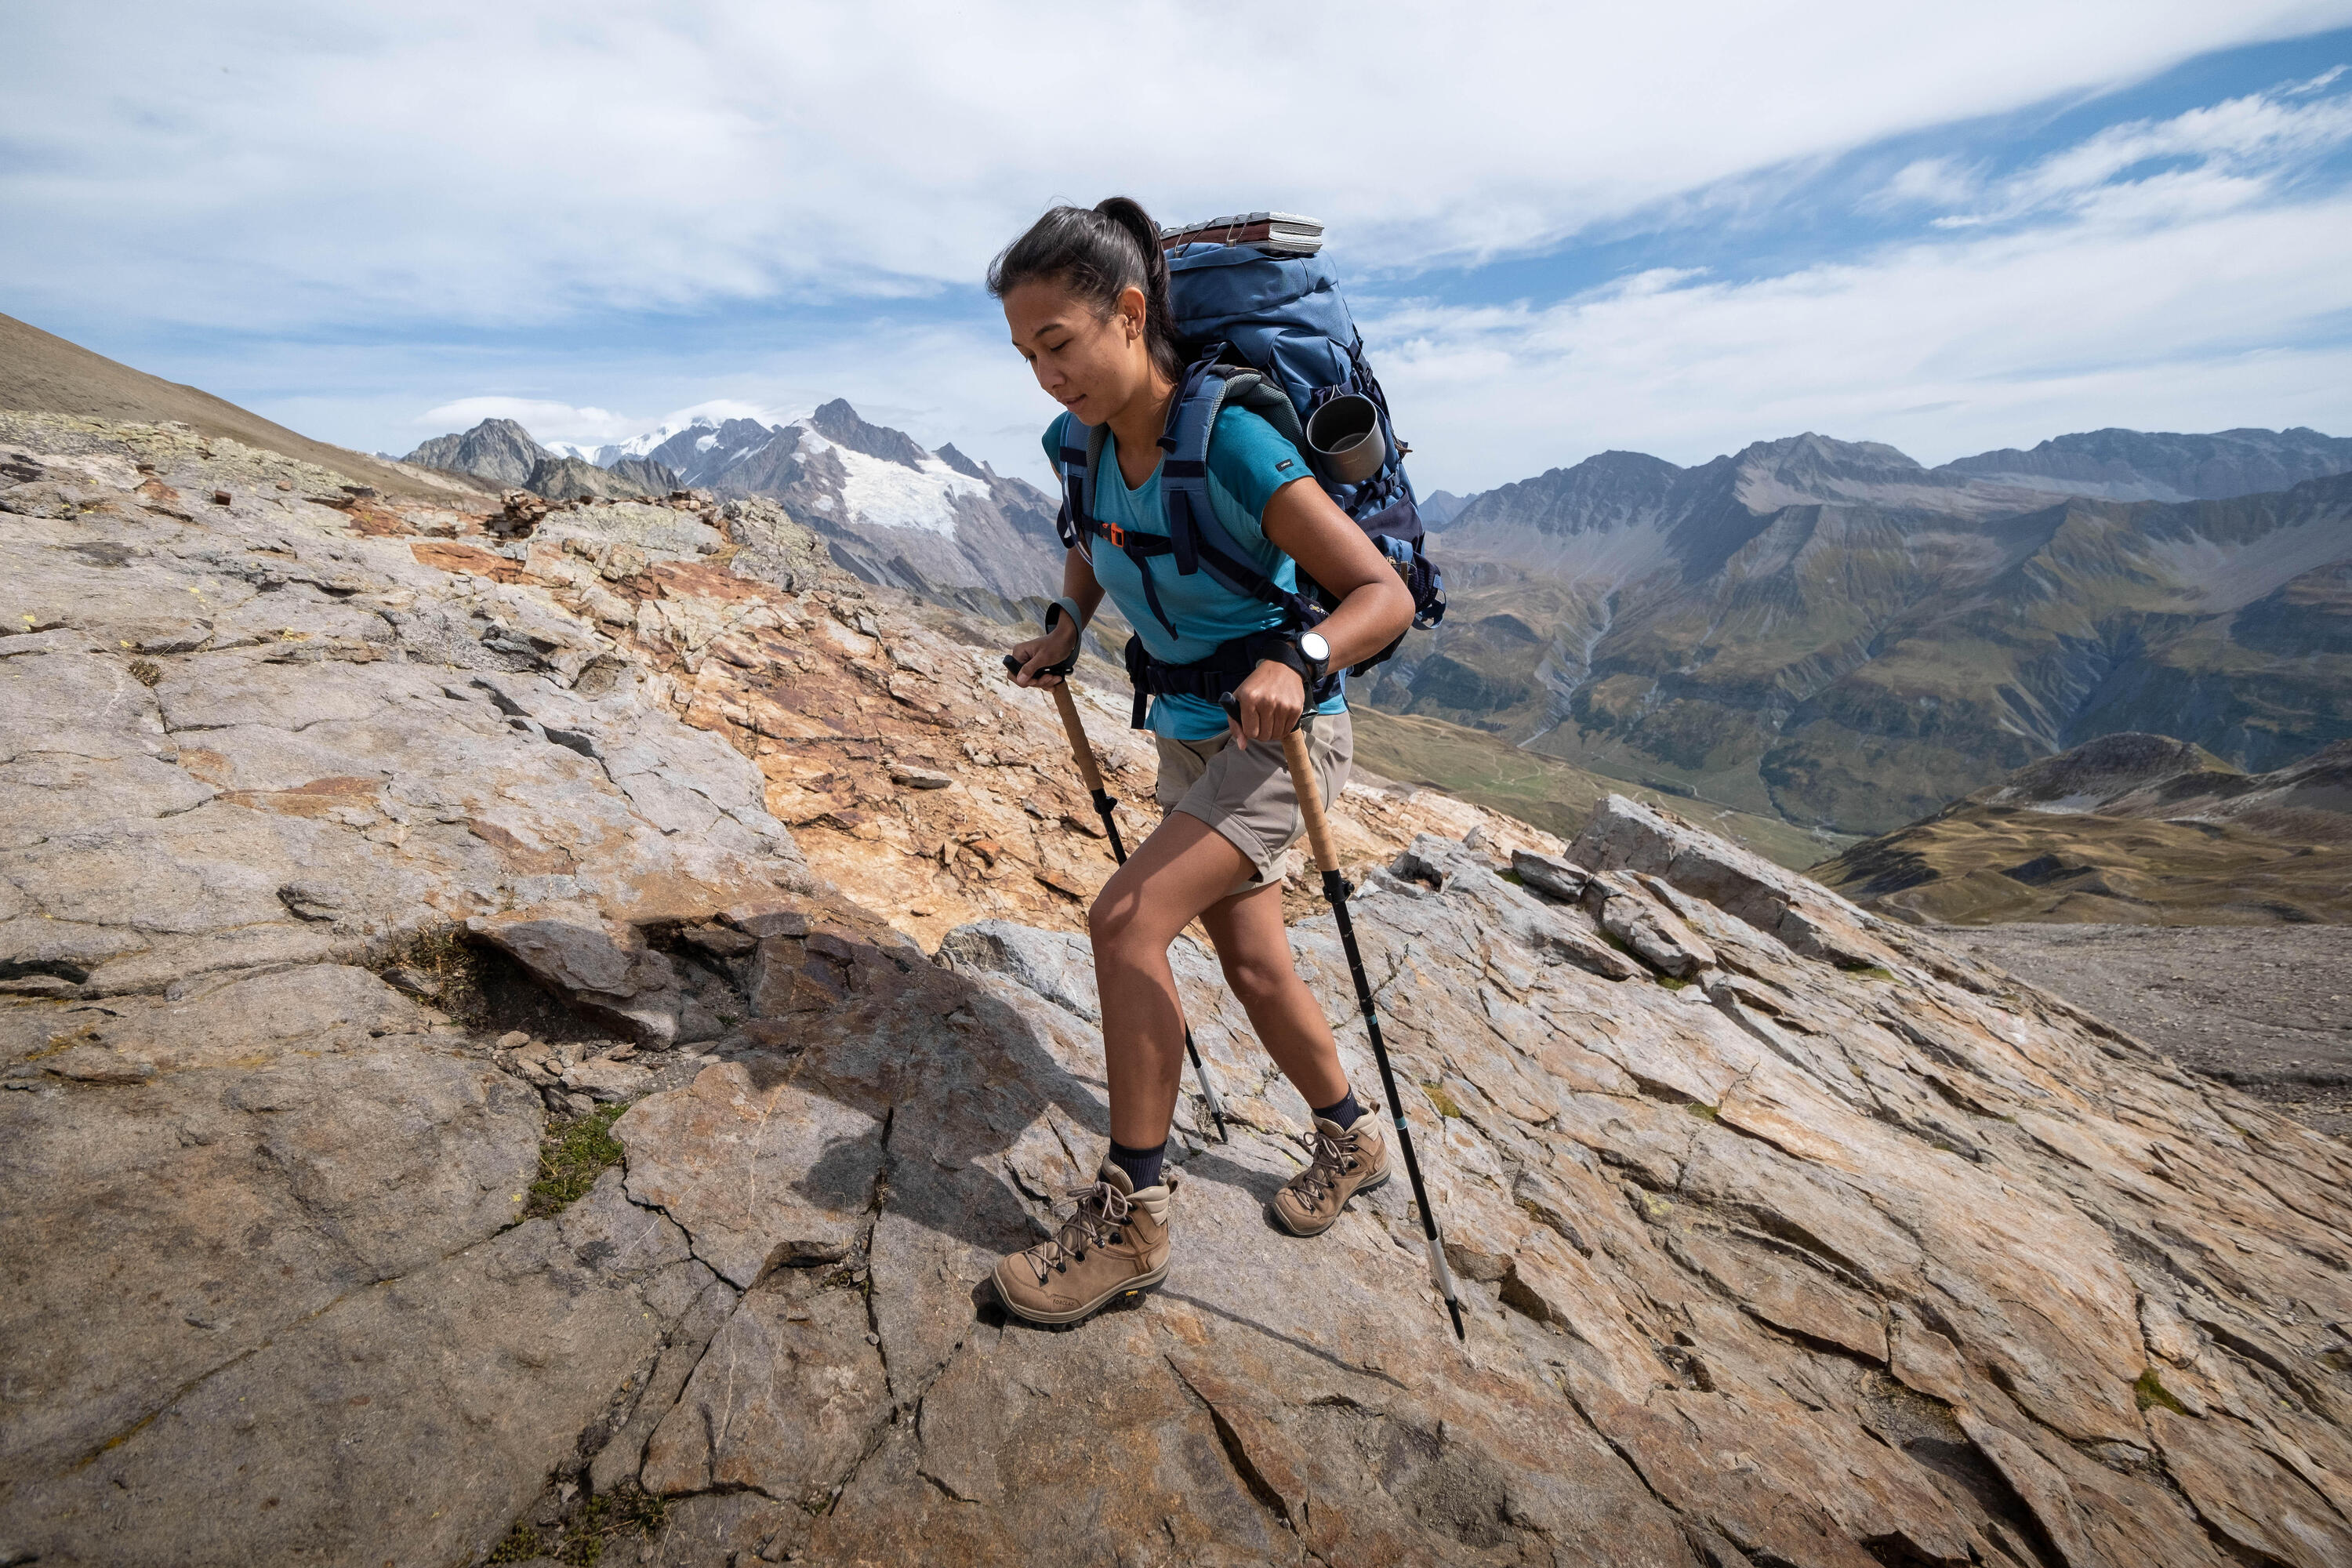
left=1294, top=630, right=1331, bottom=691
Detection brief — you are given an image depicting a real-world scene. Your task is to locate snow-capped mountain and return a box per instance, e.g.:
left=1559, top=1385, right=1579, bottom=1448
left=412, top=401, right=1065, bottom=601
left=637, top=401, right=1064, bottom=598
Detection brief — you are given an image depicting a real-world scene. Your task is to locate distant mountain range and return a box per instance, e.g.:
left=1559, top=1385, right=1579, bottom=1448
left=405, top=401, right=1064, bottom=601
left=1373, top=426, right=2352, bottom=835
left=1427, top=426, right=2352, bottom=531
left=402, top=416, right=681, bottom=499
left=401, top=394, right=2352, bottom=841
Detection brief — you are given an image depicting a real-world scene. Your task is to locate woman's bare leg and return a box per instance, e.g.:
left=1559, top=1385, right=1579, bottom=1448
left=1088, top=813, right=1255, bottom=1147
left=1197, top=880, right=1348, bottom=1109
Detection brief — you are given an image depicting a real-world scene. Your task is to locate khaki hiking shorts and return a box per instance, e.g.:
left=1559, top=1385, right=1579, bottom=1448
left=1154, top=710, right=1353, bottom=897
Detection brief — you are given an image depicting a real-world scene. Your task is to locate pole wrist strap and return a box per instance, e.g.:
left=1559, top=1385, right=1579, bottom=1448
left=1044, top=597, right=1087, bottom=633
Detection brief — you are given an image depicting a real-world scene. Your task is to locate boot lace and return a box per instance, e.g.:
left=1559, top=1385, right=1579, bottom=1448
left=1019, top=1178, right=1133, bottom=1286
left=1290, top=1125, right=1361, bottom=1207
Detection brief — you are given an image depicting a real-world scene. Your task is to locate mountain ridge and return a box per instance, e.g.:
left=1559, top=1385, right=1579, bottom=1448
left=1815, top=731, right=2352, bottom=924
left=1371, top=431, right=2352, bottom=834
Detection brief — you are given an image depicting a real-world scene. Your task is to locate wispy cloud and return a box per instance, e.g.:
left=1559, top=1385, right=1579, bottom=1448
left=1924, top=71, right=2352, bottom=227
left=1369, top=94, right=2352, bottom=483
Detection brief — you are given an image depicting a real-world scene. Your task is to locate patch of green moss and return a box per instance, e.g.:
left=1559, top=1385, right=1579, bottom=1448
left=527, top=1102, right=630, bottom=1219
left=1421, top=1080, right=1465, bottom=1119
left=1845, top=965, right=1897, bottom=982
left=1684, top=1102, right=1719, bottom=1121
left=2135, top=1367, right=2188, bottom=1415
left=486, top=1519, right=544, bottom=1563
left=561, top=1490, right=670, bottom=1565
left=1655, top=975, right=1690, bottom=991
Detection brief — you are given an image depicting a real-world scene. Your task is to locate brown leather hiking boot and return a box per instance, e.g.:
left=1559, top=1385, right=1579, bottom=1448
left=1270, top=1111, right=1389, bottom=1236
left=993, top=1160, right=1177, bottom=1326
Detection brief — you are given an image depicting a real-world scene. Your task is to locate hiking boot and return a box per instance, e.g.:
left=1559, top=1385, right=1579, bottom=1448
left=993, top=1161, right=1178, bottom=1326
left=1270, top=1110, right=1389, bottom=1236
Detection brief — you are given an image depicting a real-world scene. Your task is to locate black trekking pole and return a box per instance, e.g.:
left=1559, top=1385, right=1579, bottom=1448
left=1006, top=652, right=1230, bottom=1142
left=1225, top=695, right=1466, bottom=1341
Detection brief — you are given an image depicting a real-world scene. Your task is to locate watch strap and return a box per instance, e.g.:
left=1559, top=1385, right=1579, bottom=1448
left=1260, top=641, right=1313, bottom=684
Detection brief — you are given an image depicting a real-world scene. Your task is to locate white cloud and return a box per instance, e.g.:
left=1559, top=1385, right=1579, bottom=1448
left=5, top=0, right=2350, bottom=334
left=1869, top=157, right=1984, bottom=211
left=1364, top=186, right=2352, bottom=486
left=416, top=397, right=641, bottom=441
left=1936, top=74, right=2352, bottom=227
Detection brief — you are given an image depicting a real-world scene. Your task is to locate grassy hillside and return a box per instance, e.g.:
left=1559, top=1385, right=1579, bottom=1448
left=1815, top=734, right=2352, bottom=924
left=1813, top=806, right=2350, bottom=925
left=1349, top=706, right=1851, bottom=869
left=1, top=311, right=483, bottom=501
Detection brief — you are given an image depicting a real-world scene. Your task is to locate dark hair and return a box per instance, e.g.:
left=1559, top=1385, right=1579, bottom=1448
left=987, top=197, right=1185, bottom=381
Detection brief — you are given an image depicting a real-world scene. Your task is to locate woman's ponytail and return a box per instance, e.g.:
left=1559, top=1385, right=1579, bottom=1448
left=987, top=196, right=1187, bottom=381
left=1091, top=197, right=1185, bottom=381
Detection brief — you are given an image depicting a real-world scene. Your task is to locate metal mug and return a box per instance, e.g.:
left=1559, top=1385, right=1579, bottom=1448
left=1305, top=394, right=1387, bottom=485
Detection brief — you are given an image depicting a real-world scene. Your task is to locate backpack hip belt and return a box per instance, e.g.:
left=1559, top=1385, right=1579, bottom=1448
left=1122, top=630, right=1341, bottom=731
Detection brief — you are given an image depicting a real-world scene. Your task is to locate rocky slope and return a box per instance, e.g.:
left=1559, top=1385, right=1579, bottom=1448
left=1382, top=434, right=2352, bottom=834
left=4, top=408, right=2349, bottom=1567
left=1817, top=733, right=2352, bottom=925
left=1943, top=923, right=2352, bottom=1142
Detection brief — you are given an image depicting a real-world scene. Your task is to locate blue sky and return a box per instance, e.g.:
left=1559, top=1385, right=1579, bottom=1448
left=5, top=2, right=2350, bottom=495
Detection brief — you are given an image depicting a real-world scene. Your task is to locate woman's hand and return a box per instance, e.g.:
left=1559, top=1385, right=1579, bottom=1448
left=1226, top=659, right=1305, bottom=750
left=1009, top=621, right=1080, bottom=687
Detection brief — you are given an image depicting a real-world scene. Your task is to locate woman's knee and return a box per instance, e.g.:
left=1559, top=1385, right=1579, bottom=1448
left=1088, top=889, right=1155, bottom=960
left=1219, top=949, right=1300, bottom=1010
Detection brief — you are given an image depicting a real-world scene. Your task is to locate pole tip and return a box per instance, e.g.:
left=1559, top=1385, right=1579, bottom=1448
left=1447, top=1300, right=1467, bottom=1341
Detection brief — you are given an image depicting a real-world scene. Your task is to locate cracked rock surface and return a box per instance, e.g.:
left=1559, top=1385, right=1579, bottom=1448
left=2, top=414, right=2348, bottom=1567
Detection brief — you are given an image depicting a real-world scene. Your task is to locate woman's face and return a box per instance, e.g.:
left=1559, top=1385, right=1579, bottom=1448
left=1004, top=278, right=1149, bottom=426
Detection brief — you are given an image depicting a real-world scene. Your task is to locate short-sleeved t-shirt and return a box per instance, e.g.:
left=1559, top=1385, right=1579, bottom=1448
left=1043, top=406, right=1348, bottom=740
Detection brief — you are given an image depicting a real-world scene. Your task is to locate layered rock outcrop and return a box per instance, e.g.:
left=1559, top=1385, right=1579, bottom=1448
left=3, top=412, right=2348, bottom=1567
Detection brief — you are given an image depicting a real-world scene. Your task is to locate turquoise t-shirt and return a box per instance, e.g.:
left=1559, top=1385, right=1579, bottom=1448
left=1043, top=407, right=1348, bottom=740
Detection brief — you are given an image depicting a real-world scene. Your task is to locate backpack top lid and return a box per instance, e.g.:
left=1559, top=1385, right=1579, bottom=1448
left=1165, top=247, right=1359, bottom=397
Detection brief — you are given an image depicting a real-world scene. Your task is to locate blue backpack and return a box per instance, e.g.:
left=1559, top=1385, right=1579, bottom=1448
left=1052, top=244, right=1446, bottom=721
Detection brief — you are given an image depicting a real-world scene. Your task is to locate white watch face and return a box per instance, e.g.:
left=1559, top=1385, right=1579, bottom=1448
left=1298, top=632, right=1330, bottom=662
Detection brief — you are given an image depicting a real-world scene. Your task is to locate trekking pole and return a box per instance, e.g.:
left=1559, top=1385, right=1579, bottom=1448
left=1225, top=695, right=1466, bottom=1341
left=1005, top=652, right=1230, bottom=1142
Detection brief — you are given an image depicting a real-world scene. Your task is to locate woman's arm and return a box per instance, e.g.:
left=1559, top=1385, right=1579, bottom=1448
left=1227, top=478, right=1414, bottom=746
left=1007, top=547, right=1105, bottom=688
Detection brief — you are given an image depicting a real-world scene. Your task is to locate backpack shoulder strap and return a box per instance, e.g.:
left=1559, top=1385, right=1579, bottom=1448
left=1053, top=416, right=1092, bottom=551
left=1160, top=356, right=1317, bottom=626
left=1221, top=372, right=1306, bottom=452
left=1059, top=412, right=1187, bottom=634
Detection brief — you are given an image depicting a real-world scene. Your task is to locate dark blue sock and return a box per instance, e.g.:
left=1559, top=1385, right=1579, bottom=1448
left=1312, top=1088, right=1363, bottom=1131
left=1107, top=1138, right=1166, bottom=1192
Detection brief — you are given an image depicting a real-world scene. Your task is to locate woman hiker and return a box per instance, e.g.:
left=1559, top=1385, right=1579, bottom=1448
left=989, top=198, right=1416, bottom=1327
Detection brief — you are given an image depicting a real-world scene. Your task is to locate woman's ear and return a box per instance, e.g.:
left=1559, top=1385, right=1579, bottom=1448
left=1118, top=284, right=1147, bottom=343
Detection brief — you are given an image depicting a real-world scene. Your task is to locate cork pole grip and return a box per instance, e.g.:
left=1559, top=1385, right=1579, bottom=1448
left=1283, top=730, right=1341, bottom=876
left=1051, top=684, right=1109, bottom=796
